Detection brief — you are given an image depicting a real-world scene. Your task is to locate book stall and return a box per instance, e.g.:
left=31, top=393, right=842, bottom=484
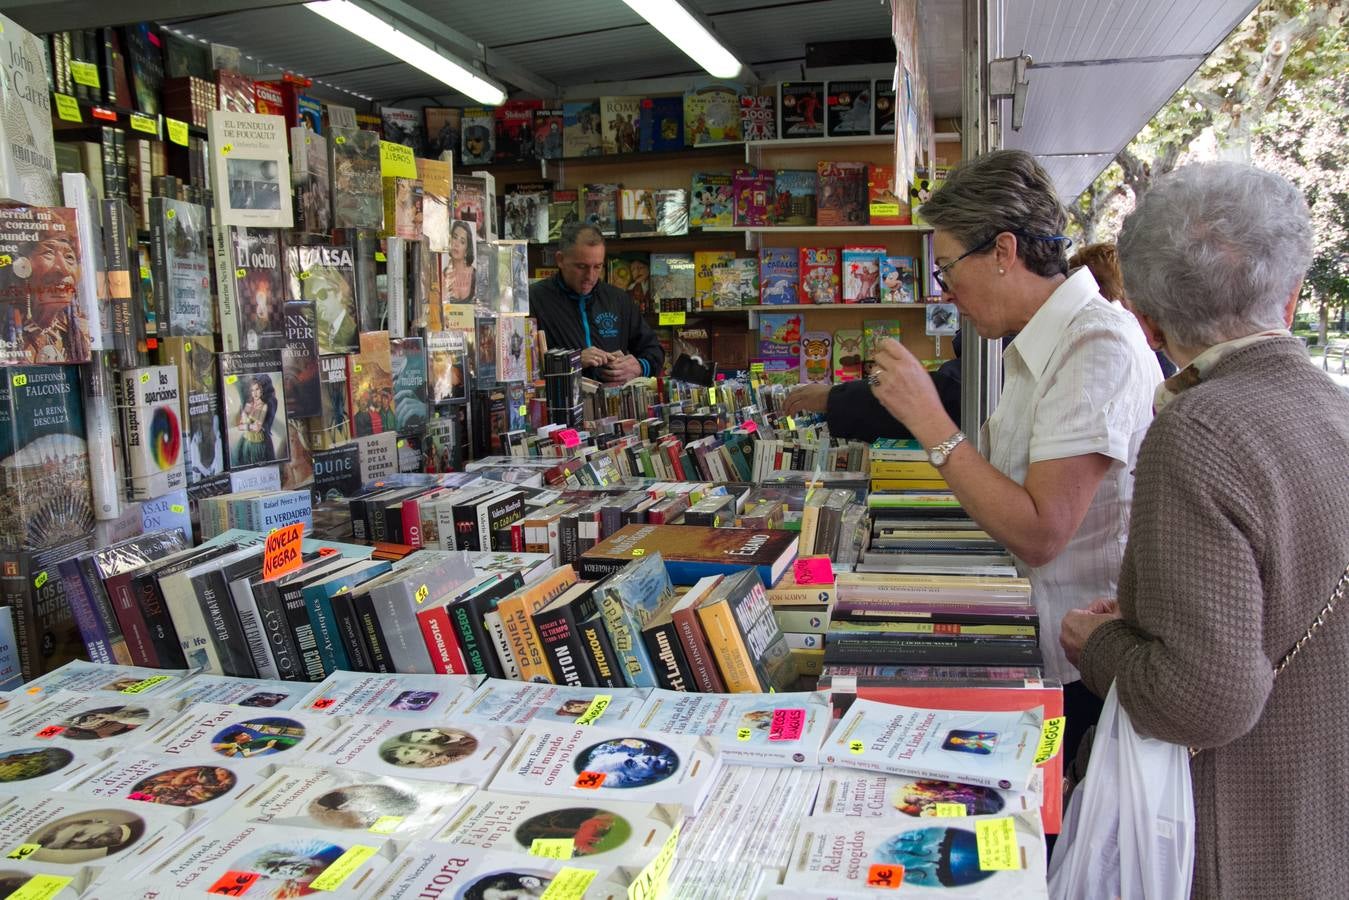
left=0, top=7, right=1063, bottom=897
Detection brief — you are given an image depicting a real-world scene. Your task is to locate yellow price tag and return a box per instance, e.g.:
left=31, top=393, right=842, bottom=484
left=786, top=416, right=796, bottom=429
left=539, top=867, right=598, bottom=900
left=334, top=135, right=347, bottom=145
left=708, top=387, right=717, bottom=404
left=120, top=675, right=170, bottom=694
left=1034, top=716, right=1065, bottom=765
left=374, top=251, right=387, bottom=262
left=236, top=268, right=246, bottom=278
left=627, top=821, right=679, bottom=900
left=298, top=270, right=312, bottom=280
left=184, top=342, right=192, bottom=352
left=166, top=208, right=176, bottom=219
left=32, top=571, right=47, bottom=589
left=933, top=803, right=966, bottom=817
left=658, top=311, right=685, bottom=326
left=166, top=117, right=189, bottom=147
left=631, top=548, right=645, bottom=557
left=736, top=727, right=752, bottom=741
left=518, top=404, right=527, bottom=416
left=226, top=374, right=239, bottom=384
left=529, top=839, right=574, bottom=860
left=414, top=584, right=429, bottom=604
left=139, top=266, right=150, bottom=280
left=221, top=143, right=233, bottom=155
left=848, top=739, right=865, bottom=754
left=8, top=874, right=73, bottom=900
left=11, top=373, right=28, bottom=387
left=140, top=373, right=150, bottom=384
left=368, top=815, right=404, bottom=834
left=129, top=113, right=157, bottom=135
left=53, top=93, right=81, bottom=123
left=0, top=255, right=10, bottom=268
left=309, top=844, right=378, bottom=890
left=443, top=304, right=474, bottom=330
left=574, top=695, right=611, bottom=726
left=749, top=362, right=765, bottom=373
left=69, top=60, right=100, bottom=88
left=170, top=504, right=185, bottom=514
left=7, top=844, right=40, bottom=861
left=353, top=364, right=362, bottom=373
left=974, top=817, right=1022, bottom=871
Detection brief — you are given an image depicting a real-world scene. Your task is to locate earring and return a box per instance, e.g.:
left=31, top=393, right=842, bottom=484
left=998, top=268, right=1005, bottom=275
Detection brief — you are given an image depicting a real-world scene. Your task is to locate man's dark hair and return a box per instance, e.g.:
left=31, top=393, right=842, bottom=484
left=559, top=222, right=605, bottom=253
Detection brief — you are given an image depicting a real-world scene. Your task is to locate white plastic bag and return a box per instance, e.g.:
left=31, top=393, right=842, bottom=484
left=1048, top=682, right=1195, bottom=900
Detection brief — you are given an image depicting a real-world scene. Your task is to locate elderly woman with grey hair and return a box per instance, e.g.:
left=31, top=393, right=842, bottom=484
left=811, top=149, right=1160, bottom=761
left=1059, top=164, right=1349, bottom=897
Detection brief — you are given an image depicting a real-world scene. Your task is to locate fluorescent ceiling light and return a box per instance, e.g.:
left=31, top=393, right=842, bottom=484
left=305, top=0, right=507, bottom=105
left=621, top=0, right=745, bottom=79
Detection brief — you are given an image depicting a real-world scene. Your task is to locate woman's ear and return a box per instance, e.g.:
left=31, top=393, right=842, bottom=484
left=1283, top=280, right=1303, bottom=327
left=994, top=232, right=1018, bottom=271
left=1134, top=310, right=1167, bottom=353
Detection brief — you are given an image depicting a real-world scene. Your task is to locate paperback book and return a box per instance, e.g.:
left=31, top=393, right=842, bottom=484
left=454, top=679, right=651, bottom=728
left=207, top=110, right=293, bottom=228
left=164, top=673, right=310, bottom=710
left=290, top=243, right=359, bottom=355
left=230, top=227, right=286, bottom=351
left=59, top=751, right=264, bottom=814
left=218, top=348, right=289, bottom=470
left=296, top=670, right=480, bottom=719
left=563, top=100, right=602, bottom=157
left=118, top=364, right=186, bottom=500
left=0, top=205, right=92, bottom=365
left=636, top=689, right=830, bottom=766
left=148, top=198, right=211, bottom=336
left=329, top=126, right=383, bottom=229
left=303, top=716, right=516, bottom=788
left=814, top=767, right=1043, bottom=819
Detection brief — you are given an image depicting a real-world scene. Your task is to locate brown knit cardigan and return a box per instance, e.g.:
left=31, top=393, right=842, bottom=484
left=1079, top=336, right=1349, bottom=899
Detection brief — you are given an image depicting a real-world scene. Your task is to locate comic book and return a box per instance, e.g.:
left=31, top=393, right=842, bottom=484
left=880, top=256, right=917, bottom=304
left=381, top=106, right=426, bottom=156
left=654, top=188, right=689, bottom=236
left=534, top=108, right=563, bottom=160
left=329, top=126, right=383, bottom=229
left=460, top=107, right=495, bottom=165
left=638, top=96, right=684, bottom=151
left=495, top=99, right=541, bottom=162
left=843, top=246, right=886, bottom=303
left=600, top=96, right=641, bottom=154
left=563, top=100, right=602, bottom=158
left=867, top=164, right=910, bottom=225
left=347, top=330, right=395, bottom=438
left=651, top=253, right=695, bottom=307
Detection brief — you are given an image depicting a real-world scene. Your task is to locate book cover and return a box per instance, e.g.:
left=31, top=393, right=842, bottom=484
left=504, top=185, right=549, bottom=243
left=304, top=716, right=516, bottom=788
left=757, top=247, right=799, bottom=306
left=0, top=14, right=58, bottom=206
left=456, top=679, right=650, bottom=728
left=290, top=243, right=358, bottom=355
left=166, top=672, right=310, bottom=709
left=618, top=188, right=658, bottom=237
left=771, top=168, right=817, bottom=226
left=208, top=110, right=293, bottom=228
left=425, top=106, right=462, bottom=161
left=784, top=811, right=1047, bottom=896
left=118, top=365, right=186, bottom=500
left=548, top=190, right=579, bottom=242
left=149, top=197, right=211, bottom=336
left=800, top=330, right=833, bottom=384
left=0, top=205, right=92, bottom=365
left=0, top=687, right=179, bottom=753
left=298, top=670, right=479, bottom=719
left=0, top=366, right=94, bottom=551
left=460, top=107, right=495, bottom=165
left=490, top=722, right=721, bottom=814
left=364, top=842, right=628, bottom=900
left=739, top=93, right=776, bottom=141
left=693, top=250, right=735, bottom=310
left=798, top=247, right=841, bottom=304
left=580, top=524, right=798, bottom=587
left=817, top=161, right=868, bottom=226
left=426, top=330, right=467, bottom=403
left=291, top=128, right=331, bottom=234
left=231, top=227, right=286, bottom=351
left=911, top=166, right=949, bottom=228
left=881, top=256, right=918, bottom=304
left=243, top=765, right=474, bottom=841
left=533, top=107, right=563, bottom=160
left=815, top=767, right=1042, bottom=819
left=833, top=328, right=864, bottom=382
left=498, top=565, right=580, bottom=684
left=381, top=106, right=426, bottom=156
left=843, top=246, right=886, bottom=303
left=650, top=253, right=694, bottom=305
left=594, top=551, right=675, bottom=689
left=452, top=175, right=488, bottom=238
left=875, top=77, right=898, bottom=134
left=218, top=348, right=288, bottom=470
left=562, top=100, right=602, bottom=158
left=600, top=96, right=641, bottom=154
left=696, top=568, right=796, bottom=693
left=417, top=157, right=452, bottom=253
left=636, top=689, right=830, bottom=766
left=281, top=295, right=320, bottom=419
left=827, top=80, right=873, bottom=136
left=759, top=311, right=802, bottom=358
left=778, top=81, right=824, bottom=138
left=732, top=169, right=774, bottom=227
left=348, top=330, right=395, bottom=437
left=638, top=96, right=683, bottom=151
left=583, top=183, right=620, bottom=237
left=61, top=751, right=265, bottom=814
left=868, top=164, right=910, bottom=225
left=607, top=252, right=651, bottom=310
left=654, top=188, right=689, bottom=236
left=684, top=84, right=741, bottom=145
left=310, top=354, right=351, bottom=450
left=329, top=126, right=383, bottom=229
left=532, top=582, right=608, bottom=687
left=493, top=315, right=528, bottom=384
left=863, top=319, right=904, bottom=374
left=160, top=336, right=224, bottom=485
left=390, top=336, right=429, bottom=435
left=689, top=173, right=733, bottom=227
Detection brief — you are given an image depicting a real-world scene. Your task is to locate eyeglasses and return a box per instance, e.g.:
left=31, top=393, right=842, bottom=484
left=932, top=235, right=996, bottom=292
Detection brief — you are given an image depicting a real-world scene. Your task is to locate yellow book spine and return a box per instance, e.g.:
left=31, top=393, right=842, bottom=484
left=696, top=600, right=759, bottom=693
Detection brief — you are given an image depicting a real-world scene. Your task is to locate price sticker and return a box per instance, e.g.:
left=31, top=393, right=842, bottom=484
left=129, top=113, right=157, bottom=135
left=627, top=821, right=679, bottom=900
left=9, top=874, right=74, bottom=900
left=53, top=93, right=81, bottom=123
left=140, top=372, right=150, bottom=383
left=529, top=838, right=574, bottom=860
left=0, top=255, right=10, bottom=269
left=793, top=556, right=835, bottom=585
left=574, top=771, right=606, bottom=789
left=786, top=416, right=796, bottom=429
left=368, top=815, right=404, bottom=834
left=865, top=864, right=905, bottom=889
left=708, top=387, right=717, bottom=404
left=311, top=698, right=336, bottom=710
left=69, top=60, right=101, bottom=88
left=975, top=817, right=1022, bottom=871
left=91, top=105, right=117, bottom=121
left=262, top=522, right=305, bottom=580
left=750, top=362, right=765, bottom=373
left=414, top=584, right=429, bottom=604
left=933, top=803, right=967, bottom=817
left=120, top=674, right=170, bottom=694
left=631, top=548, right=645, bottom=557
left=170, top=504, right=185, bottom=514
left=539, top=867, right=598, bottom=900
left=318, top=547, right=339, bottom=557
left=374, top=250, right=386, bottom=262
left=397, top=439, right=406, bottom=448
left=768, top=707, right=806, bottom=742
left=221, top=143, right=233, bottom=154
left=7, top=844, right=40, bottom=861
left=35, top=725, right=64, bottom=739
left=226, top=374, right=239, bottom=384
left=658, top=311, right=685, bottom=326
left=165, top=208, right=176, bottom=219
left=353, top=364, right=362, bottom=373
left=298, top=270, right=312, bottom=280
left=166, top=117, right=189, bottom=146
left=848, top=739, right=865, bottom=754
left=32, top=570, right=46, bottom=589
left=736, top=727, right=753, bottom=742
left=518, top=404, right=527, bottom=416
left=309, top=844, right=378, bottom=891
left=556, top=428, right=580, bottom=448
left=236, top=267, right=246, bottom=279
left=574, top=695, right=611, bottom=726
left=334, top=135, right=347, bottom=145
left=207, top=870, right=259, bottom=895
left=139, top=265, right=151, bottom=280
left=11, top=373, right=27, bottom=387
left=1034, top=716, right=1066, bottom=765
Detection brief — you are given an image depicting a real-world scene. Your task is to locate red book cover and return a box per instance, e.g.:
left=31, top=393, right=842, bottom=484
left=816, top=161, right=868, bottom=227
left=104, top=570, right=160, bottom=667
left=799, top=247, right=841, bottom=304
left=671, top=595, right=728, bottom=693
left=416, top=602, right=470, bottom=674
left=254, top=80, right=284, bottom=117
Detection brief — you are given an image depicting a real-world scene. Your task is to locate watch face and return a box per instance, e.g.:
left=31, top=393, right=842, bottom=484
left=930, top=450, right=947, bottom=467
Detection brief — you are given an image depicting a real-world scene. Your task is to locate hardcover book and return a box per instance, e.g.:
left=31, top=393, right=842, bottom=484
left=732, top=169, right=774, bottom=227
left=460, top=107, right=495, bottom=165
left=218, top=348, right=289, bottom=470
left=799, top=247, right=841, bottom=304
left=452, top=175, right=488, bottom=238
left=689, top=173, right=733, bottom=227
left=826, top=79, right=873, bottom=136
left=619, top=188, right=658, bottom=237
left=739, top=93, right=776, bottom=141
left=534, top=107, right=563, bottom=160
left=817, top=161, right=869, bottom=226
left=0, top=205, right=92, bottom=365
left=329, top=126, right=383, bottom=229
left=868, top=164, right=910, bottom=225
left=843, top=246, right=886, bottom=303
left=497, top=101, right=543, bottom=162
left=880, top=256, right=917, bottom=304
left=759, top=312, right=802, bottom=358
left=207, top=110, right=293, bottom=228
left=600, top=95, right=641, bottom=154
left=583, top=183, right=620, bottom=237
left=683, top=84, right=741, bottom=145
left=650, top=253, right=695, bottom=305
left=758, top=248, right=799, bottom=306
left=0, top=14, right=59, bottom=206
left=654, top=188, right=689, bottom=236
left=562, top=100, right=602, bottom=157
left=425, top=106, right=462, bottom=161
left=347, top=330, right=395, bottom=438
left=638, top=96, right=684, bottom=151
left=579, top=524, right=798, bottom=587
left=504, top=184, right=549, bottom=243
left=778, top=81, right=825, bottom=138
left=290, top=243, right=359, bottom=355
left=875, top=77, right=898, bottom=134
left=800, top=330, right=833, bottom=384
left=772, top=168, right=817, bottom=226
left=291, top=127, right=331, bottom=234
left=833, top=328, right=865, bottom=382
left=231, top=227, right=286, bottom=350
left=149, top=198, right=211, bottom=336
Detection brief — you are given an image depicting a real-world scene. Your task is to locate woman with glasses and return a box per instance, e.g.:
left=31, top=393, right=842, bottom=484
left=791, top=150, right=1158, bottom=759
left=1059, top=164, right=1349, bottom=897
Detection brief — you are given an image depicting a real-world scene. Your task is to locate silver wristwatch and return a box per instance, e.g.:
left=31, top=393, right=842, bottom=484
left=926, top=430, right=966, bottom=468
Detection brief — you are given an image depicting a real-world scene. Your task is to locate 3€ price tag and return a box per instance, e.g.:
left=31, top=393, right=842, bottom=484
left=206, top=871, right=259, bottom=896
left=866, top=863, right=905, bottom=889
left=129, top=112, right=158, bottom=136
left=261, top=523, right=305, bottom=580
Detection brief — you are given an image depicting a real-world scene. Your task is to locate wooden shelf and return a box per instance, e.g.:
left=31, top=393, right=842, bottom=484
left=743, top=132, right=959, bottom=150
left=647, top=303, right=927, bottom=315
left=471, top=142, right=746, bottom=177
left=704, top=225, right=931, bottom=234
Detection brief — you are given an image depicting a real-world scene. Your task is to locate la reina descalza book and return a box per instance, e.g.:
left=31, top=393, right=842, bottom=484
left=207, top=110, right=294, bottom=228
left=822, top=698, right=1043, bottom=792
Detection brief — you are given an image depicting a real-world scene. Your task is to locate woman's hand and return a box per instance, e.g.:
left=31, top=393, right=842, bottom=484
left=1060, top=605, right=1123, bottom=667
left=785, top=384, right=830, bottom=416
left=869, top=338, right=949, bottom=442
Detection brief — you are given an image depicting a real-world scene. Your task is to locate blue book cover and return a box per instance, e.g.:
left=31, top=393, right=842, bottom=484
left=639, top=96, right=684, bottom=152
left=141, top=490, right=192, bottom=539
left=596, top=551, right=676, bottom=688
left=302, top=559, right=392, bottom=675
left=758, top=248, right=800, bottom=306
left=758, top=311, right=802, bottom=358
left=254, top=489, right=313, bottom=533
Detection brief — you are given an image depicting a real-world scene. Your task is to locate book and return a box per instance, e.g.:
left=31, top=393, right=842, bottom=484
left=381, top=106, right=426, bottom=155
left=875, top=77, right=898, bottom=134
left=823, top=698, right=1043, bottom=792
left=911, top=166, right=949, bottom=227
left=18, top=658, right=189, bottom=697
left=218, top=348, right=288, bottom=470
left=833, top=328, right=864, bottom=382
left=148, top=199, right=211, bottom=336
left=563, top=99, right=602, bottom=157
left=58, top=750, right=265, bottom=814
left=619, top=188, right=658, bottom=237
left=654, top=188, right=690, bottom=236
left=348, top=330, right=395, bottom=437
left=548, top=189, right=579, bottom=242
left=304, top=716, right=516, bottom=788
left=160, top=336, right=224, bottom=486
left=455, top=678, right=650, bottom=728
left=694, top=568, right=797, bottom=693
left=650, top=253, right=695, bottom=306
left=208, top=110, right=293, bottom=228
left=814, top=766, right=1043, bottom=819
left=532, top=581, right=614, bottom=687
left=501, top=102, right=548, bottom=162
left=491, top=722, right=721, bottom=814
left=817, top=161, right=869, bottom=226
left=689, top=173, right=733, bottom=227
left=800, top=331, right=833, bottom=384
left=297, top=669, right=479, bottom=718
left=580, top=524, right=798, bottom=587
left=116, top=365, right=186, bottom=501
left=843, top=246, right=886, bottom=303
left=0, top=14, right=59, bottom=206
left=759, top=312, right=802, bottom=359
left=769, top=168, right=816, bottom=226
left=165, top=672, right=311, bottom=709
left=639, top=96, right=684, bottom=151
left=291, top=128, right=331, bottom=234
left=732, top=169, right=774, bottom=226
left=0, top=688, right=179, bottom=752
left=390, top=337, right=429, bottom=435
left=755, top=248, right=799, bottom=307
left=600, top=96, right=641, bottom=154
left=460, top=107, right=495, bottom=165
left=497, top=565, right=580, bottom=684
left=0, top=205, right=92, bottom=365
left=827, top=80, right=873, bottom=136
left=799, top=247, right=841, bottom=304
left=684, top=84, right=741, bottom=145
left=365, top=842, right=628, bottom=900
left=693, top=250, right=736, bottom=309
left=0, top=366, right=94, bottom=551
left=880, top=256, right=917, bottom=303
left=637, top=689, right=830, bottom=765
left=783, top=811, right=1047, bottom=896
left=425, top=106, right=462, bottom=161
left=230, top=227, right=286, bottom=350
left=533, top=107, right=563, bottom=159
left=868, top=164, right=911, bottom=225
left=739, top=93, right=776, bottom=141
left=778, top=81, right=825, bottom=138
left=607, top=252, right=651, bottom=310
left=504, top=184, right=549, bottom=243
left=452, top=175, right=488, bottom=238
left=593, top=550, right=675, bottom=689
left=281, top=288, right=322, bottom=422
left=329, top=126, right=383, bottom=229
left=583, top=183, right=620, bottom=237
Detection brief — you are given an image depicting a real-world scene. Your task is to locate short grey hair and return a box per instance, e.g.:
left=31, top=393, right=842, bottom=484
left=1117, top=163, right=1312, bottom=348
left=918, top=149, right=1069, bottom=278
left=559, top=222, right=605, bottom=254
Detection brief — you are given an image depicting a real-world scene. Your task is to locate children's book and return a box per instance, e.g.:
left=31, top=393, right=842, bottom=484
left=798, top=247, right=841, bottom=304
left=758, top=248, right=799, bottom=306
left=689, top=172, right=733, bottom=227
left=880, top=255, right=917, bottom=303
left=817, top=161, right=868, bottom=227
left=800, top=331, right=833, bottom=385
left=684, top=84, right=742, bottom=145
left=772, top=168, right=817, bottom=226
left=826, top=79, right=873, bottom=136
left=778, top=82, right=824, bottom=138
left=833, top=328, right=865, bottom=382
